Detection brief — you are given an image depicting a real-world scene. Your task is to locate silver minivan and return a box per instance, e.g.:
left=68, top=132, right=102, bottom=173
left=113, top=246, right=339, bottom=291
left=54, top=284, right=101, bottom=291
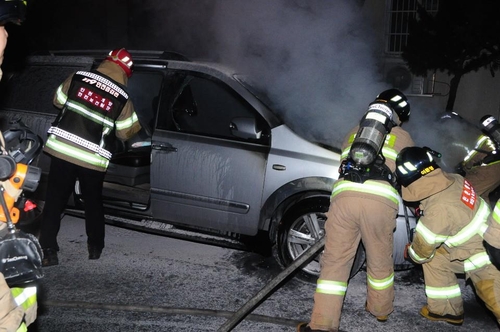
left=0, top=51, right=416, bottom=280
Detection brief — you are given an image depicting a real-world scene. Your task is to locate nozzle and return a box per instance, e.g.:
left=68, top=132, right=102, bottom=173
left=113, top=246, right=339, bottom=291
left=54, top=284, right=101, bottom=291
left=423, top=146, right=442, bottom=158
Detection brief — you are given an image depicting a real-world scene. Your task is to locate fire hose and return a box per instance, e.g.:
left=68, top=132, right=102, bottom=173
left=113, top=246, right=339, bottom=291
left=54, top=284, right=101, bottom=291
left=218, top=235, right=326, bottom=332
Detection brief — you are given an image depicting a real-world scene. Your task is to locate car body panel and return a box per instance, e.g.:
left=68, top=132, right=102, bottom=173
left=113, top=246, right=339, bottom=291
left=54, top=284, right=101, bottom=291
left=151, top=130, right=268, bottom=235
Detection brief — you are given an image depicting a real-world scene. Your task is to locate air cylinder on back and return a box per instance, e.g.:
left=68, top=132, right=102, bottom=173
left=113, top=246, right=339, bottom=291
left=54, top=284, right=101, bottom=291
left=480, top=115, right=500, bottom=146
left=349, top=102, right=394, bottom=166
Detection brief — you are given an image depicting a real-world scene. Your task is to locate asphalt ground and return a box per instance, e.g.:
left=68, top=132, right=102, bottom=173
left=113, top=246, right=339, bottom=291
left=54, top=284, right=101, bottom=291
left=27, top=215, right=500, bottom=331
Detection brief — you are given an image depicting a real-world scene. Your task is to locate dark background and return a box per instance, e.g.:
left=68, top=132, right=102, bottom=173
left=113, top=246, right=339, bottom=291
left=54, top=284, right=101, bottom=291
left=5, top=0, right=215, bottom=62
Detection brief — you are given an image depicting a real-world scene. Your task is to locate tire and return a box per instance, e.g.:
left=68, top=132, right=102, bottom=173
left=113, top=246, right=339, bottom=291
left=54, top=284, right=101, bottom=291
left=273, top=200, right=366, bottom=282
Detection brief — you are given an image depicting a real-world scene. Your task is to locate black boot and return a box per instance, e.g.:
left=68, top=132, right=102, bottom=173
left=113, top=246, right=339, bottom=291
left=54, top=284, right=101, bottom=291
left=88, top=244, right=102, bottom=260
left=42, top=248, right=59, bottom=267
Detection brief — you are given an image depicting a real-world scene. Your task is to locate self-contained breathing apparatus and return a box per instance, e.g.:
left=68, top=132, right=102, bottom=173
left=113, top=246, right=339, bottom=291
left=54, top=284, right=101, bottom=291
left=0, top=119, right=43, bottom=286
left=339, top=102, right=397, bottom=186
left=478, top=114, right=500, bottom=165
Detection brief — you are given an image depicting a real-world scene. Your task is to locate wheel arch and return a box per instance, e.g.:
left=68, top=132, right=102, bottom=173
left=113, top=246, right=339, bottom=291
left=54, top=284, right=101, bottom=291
left=259, top=176, right=335, bottom=244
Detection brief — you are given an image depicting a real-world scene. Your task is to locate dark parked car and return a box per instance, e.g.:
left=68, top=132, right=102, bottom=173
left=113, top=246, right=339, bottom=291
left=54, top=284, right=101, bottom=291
left=0, top=50, right=417, bottom=280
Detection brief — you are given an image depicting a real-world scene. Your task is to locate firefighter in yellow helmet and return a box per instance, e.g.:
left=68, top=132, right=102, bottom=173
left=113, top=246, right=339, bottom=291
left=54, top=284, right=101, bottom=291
left=461, top=115, right=500, bottom=206
left=396, top=146, right=500, bottom=326
left=298, top=89, right=415, bottom=332
left=0, top=0, right=39, bottom=331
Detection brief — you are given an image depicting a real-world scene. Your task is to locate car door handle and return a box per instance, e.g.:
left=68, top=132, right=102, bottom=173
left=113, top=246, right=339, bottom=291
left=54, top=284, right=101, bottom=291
left=152, top=143, right=178, bottom=152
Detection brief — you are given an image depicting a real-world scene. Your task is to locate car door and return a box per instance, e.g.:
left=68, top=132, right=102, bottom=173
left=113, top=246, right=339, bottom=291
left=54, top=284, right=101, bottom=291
left=151, top=71, right=271, bottom=236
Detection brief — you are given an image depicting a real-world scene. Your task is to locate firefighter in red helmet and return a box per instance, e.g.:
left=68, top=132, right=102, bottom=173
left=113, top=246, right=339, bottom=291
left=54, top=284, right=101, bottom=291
left=396, top=146, right=500, bottom=326
left=298, top=89, right=415, bottom=332
left=38, top=48, right=141, bottom=266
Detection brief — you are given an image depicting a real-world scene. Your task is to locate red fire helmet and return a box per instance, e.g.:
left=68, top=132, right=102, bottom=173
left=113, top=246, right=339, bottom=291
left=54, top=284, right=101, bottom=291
left=106, top=48, right=133, bottom=78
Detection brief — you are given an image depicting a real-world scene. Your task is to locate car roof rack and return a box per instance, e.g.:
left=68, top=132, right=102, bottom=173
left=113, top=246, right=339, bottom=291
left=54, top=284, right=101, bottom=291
left=29, top=50, right=191, bottom=62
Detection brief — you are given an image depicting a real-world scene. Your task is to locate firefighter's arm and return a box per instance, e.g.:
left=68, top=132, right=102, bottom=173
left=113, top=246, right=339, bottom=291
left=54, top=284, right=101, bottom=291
left=52, top=74, right=74, bottom=109
left=408, top=207, right=450, bottom=264
left=407, top=231, right=437, bottom=264
left=115, top=100, right=141, bottom=141
left=0, top=273, right=25, bottom=332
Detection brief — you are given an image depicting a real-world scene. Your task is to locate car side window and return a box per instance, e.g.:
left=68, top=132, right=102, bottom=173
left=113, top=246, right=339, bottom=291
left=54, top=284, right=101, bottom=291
left=126, top=70, right=163, bottom=135
left=164, top=74, right=270, bottom=144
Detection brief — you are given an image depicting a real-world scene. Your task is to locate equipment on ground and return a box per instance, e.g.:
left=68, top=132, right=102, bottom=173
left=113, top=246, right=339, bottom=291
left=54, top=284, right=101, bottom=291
left=0, top=120, right=43, bottom=286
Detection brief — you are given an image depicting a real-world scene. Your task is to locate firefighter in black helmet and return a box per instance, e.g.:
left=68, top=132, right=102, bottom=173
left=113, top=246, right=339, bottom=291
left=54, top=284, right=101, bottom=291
left=376, top=88, right=411, bottom=123
left=298, top=89, right=415, bottom=332
left=396, top=146, right=500, bottom=326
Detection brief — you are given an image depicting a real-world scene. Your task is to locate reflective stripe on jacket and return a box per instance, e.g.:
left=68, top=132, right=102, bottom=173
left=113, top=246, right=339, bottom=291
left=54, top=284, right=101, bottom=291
left=44, top=63, right=141, bottom=172
left=331, top=179, right=399, bottom=206
left=463, top=134, right=499, bottom=167
left=483, top=200, right=500, bottom=248
left=408, top=174, right=492, bottom=265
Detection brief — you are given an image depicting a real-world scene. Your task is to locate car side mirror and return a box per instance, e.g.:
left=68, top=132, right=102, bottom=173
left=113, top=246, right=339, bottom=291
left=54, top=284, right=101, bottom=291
left=229, top=117, right=262, bottom=140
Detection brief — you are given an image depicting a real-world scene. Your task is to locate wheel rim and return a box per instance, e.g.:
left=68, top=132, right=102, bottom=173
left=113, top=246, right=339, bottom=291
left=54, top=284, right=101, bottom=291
left=286, top=211, right=326, bottom=276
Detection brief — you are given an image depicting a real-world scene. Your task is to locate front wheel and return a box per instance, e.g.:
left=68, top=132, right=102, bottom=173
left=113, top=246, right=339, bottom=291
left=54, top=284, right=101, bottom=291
left=273, top=201, right=366, bottom=282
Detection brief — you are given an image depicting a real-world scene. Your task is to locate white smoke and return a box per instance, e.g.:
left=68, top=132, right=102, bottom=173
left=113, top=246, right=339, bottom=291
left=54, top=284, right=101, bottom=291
left=130, top=0, right=479, bottom=160
left=132, top=0, right=387, bottom=147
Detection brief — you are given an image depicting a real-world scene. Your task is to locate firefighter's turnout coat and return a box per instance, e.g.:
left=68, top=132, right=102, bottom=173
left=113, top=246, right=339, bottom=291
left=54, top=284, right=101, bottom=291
left=308, top=125, right=414, bottom=331
left=403, top=170, right=500, bottom=322
left=462, top=134, right=500, bottom=205
left=484, top=200, right=500, bottom=248
left=44, top=60, right=141, bottom=172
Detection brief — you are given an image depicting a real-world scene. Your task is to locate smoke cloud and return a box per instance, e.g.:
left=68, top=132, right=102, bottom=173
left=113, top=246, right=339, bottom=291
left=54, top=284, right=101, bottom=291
left=129, top=0, right=479, bottom=165
left=133, top=0, right=387, bottom=147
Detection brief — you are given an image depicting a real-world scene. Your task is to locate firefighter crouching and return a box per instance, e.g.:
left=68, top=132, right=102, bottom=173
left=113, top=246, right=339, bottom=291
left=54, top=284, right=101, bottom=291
left=298, top=89, right=415, bottom=332
left=396, top=146, right=500, bottom=326
left=461, top=115, right=500, bottom=206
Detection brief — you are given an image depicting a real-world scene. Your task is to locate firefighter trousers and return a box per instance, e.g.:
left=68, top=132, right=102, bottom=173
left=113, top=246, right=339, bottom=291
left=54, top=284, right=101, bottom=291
left=422, top=248, right=500, bottom=323
left=309, top=196, right=397, bottom=331
left=39, top=156, right=106, bottom=251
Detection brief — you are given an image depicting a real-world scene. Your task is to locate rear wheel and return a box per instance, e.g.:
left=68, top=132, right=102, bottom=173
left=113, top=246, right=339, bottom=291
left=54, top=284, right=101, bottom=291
left=273, top=200, right=366, bottom=282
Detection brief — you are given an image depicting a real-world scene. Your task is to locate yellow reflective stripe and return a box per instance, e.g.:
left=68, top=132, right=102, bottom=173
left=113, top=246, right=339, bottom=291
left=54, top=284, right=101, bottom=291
left=415, top=222, right=448, bottom=245
left=425, top=284, right=461, bottom=299
left=46, top=136, right=109, bottom=169
left=492, top=203, right=500, bottom=225
left=408, top=245, right=429, bottom=263
left=331, top=180, right=399, bottom=205
left=445, top=199, right=490, bottom=247
left=116, top=112, right=139, bottom=130
left=16, top=322, right=27, bottom=332
left=66, top=101, right=115, bottom=128
left=463, top=135, right=493, bottom=162
left=464, top=252, right=491, bottom=271
left=367, top=272, right=394, bottom=290
left=55, top=85, right=68, bottom=105
left=341, top=147, right=350, bottom=160
left=381, top=146, right=397, bottom=161
left=385, top=133, right=396, bottom=147
left=11, top=286, right=37, bottom=311
left=315, top=279, right=347, bottom=295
